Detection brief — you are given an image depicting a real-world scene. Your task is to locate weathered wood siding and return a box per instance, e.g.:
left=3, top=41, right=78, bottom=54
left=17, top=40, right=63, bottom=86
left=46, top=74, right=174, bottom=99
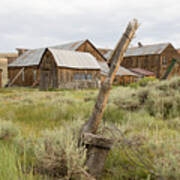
left=114, top=75, right=138, bottom=86
left=121, top=55, right=161, bottom=78
left=39, top=50, right=58, bottom=90
left=8, top=66, right=39, bottom=86
left=77, top=41, right=106, bottom=62
left=57, top=68, right=100, bottom=89
left=121, top=44, right=180, bottom=79
left=0, top=70, right=2, bottom=88
left=160, top=44, right=180, bottom=79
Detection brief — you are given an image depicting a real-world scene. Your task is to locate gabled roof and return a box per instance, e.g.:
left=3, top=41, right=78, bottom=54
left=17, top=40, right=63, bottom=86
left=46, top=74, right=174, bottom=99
left=52, top=40, right=86, bottom=50
left=100, top=43, right=171, bottom=61
left=9, top=40, right=87, bottom=67
left=48, top=48, right=100, bottom=70
left=125, top=43, right=170, bottom=57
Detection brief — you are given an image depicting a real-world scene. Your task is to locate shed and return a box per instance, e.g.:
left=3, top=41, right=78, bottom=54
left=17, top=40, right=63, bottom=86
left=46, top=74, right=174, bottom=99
left=114, top=66, right=139, bottom=85
left=8, top=39, right=108, bottom=87
left=39, top=48, right=101, bottom=90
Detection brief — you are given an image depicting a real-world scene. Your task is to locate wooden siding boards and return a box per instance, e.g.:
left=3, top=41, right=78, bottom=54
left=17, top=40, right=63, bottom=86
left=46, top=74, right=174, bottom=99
left=0, top=69, right=2, bottom=88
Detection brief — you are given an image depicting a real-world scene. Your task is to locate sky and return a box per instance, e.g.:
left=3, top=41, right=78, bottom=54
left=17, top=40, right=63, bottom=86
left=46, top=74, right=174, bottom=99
left=0, top=0, right=180, bottom=52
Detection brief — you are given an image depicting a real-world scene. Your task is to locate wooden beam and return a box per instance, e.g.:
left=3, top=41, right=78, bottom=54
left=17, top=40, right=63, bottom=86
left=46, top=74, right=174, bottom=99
left=7, top=68, right=24, bottom=87
left=80, top=19, right=139, bottom=135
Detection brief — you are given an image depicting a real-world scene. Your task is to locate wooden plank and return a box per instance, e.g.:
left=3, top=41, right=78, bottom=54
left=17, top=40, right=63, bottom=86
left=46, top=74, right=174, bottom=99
left=7, top=67, right=24, bottom=87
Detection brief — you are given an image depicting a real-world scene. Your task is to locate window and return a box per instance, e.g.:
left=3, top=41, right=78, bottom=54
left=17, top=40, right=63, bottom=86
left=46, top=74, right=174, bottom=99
left=162, top=56, right=167, bottom=65
left=74, top=73, right=80, bottom=80
left=86, top=74, right=92, bottom=80
left=33, top=70, right=37, bottom=81
left=22, top=69, right=25, bottom=82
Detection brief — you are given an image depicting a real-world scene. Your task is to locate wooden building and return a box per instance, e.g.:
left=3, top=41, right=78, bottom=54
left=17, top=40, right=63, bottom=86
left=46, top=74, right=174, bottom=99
left=0, top=53, right=18, bottom=64
left=114, top=66, right=139, bottom=85
left=8, top=40, right=108, bottom=87
left=0, top=58, right=8, bottom=87
left=100, top=43, right=180, bottom=79
left=0, top=69, right=2, bottom=88
left=39, top=48, right=100, bottom=90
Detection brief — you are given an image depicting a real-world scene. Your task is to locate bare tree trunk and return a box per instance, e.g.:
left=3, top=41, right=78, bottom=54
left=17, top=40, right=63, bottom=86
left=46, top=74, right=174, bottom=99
left=80, top=19, right=139, bottom=136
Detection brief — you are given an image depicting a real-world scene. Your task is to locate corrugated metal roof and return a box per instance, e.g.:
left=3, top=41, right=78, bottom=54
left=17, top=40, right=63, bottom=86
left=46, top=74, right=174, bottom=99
left=116, top=66, right=139, bottom=77
left=9, top=40, right=87, bottom=67
left=49, top=48, right=100, bottom=69
left=130, top=68, right=154, bottom=76
left=9, top=48, right=45, bottom=67
left=102, top=43, right=171, bottom=60
left=125, top=43, right=170, bottom=57
left=52, top=40, right=86, bottom=50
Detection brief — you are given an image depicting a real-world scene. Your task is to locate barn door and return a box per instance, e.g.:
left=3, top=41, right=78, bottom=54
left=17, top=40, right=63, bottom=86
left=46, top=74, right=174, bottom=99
left=39, top=70, right=50, bottom=90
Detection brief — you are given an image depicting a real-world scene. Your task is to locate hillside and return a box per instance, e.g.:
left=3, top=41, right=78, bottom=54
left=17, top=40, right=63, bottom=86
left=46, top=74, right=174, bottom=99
left=1, top=77, right=180, bottom=180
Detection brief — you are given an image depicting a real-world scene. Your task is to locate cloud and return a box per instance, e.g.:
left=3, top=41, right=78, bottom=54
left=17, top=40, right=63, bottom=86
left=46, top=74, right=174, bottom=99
left=0, top=0, right=180, bottom=52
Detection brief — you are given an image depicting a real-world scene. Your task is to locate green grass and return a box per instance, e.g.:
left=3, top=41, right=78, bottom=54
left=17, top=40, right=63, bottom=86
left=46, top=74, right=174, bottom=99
left=0, top=77, right=180, bottom=179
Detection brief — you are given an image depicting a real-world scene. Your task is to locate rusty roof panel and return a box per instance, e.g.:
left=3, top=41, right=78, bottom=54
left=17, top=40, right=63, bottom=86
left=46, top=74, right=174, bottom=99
left=116, top=66, right=139, bottom=77
left=130, top=68, right=154, bottom=76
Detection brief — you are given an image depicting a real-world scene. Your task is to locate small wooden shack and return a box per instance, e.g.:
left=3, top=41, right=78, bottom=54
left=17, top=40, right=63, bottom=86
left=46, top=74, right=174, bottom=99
left=39, top=48, right=101, bottom=90
left=114, top=66, right=139, bottom=85
left=100, top=43, right=180, bottom=79
left=8, top=40, right=108, bottom=87
left=0, top=69, right=2, bottom=88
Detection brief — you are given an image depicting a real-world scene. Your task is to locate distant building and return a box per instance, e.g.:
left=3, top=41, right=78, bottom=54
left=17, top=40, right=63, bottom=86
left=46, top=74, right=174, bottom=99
left=99, top=43, right=180, bottom=79
left=0, top=53, right=18, bottom=64
left=0, top=69, right=2, bottom=88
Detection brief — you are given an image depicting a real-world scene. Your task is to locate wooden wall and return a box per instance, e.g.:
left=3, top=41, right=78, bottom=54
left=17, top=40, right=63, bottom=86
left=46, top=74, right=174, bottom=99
left=121, top=55, right=161, bottom=78
left=77, top=41, right=106, bottom=62
left=8, top=66, right=39, bottom=87
left=0, top=70, right=2, bottom=88
left=121, top=44, right=180, bottom=79
left=114, top=75, right=138, bottom=86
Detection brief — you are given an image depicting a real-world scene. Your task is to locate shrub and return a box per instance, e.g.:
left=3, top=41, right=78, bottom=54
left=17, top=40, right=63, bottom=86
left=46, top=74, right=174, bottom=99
left=34, top=120, right=90, bottom=179
left=0, top=120, right=19, bottom=140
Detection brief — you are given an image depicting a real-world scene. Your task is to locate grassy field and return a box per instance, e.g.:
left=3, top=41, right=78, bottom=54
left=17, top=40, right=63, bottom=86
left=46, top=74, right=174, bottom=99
left=1, top=77, right=180, bottom=180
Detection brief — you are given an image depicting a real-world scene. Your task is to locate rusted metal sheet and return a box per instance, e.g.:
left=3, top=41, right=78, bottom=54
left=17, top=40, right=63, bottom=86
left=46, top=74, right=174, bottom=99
left=130, top=68, right=155, bottom=76
left=116, top=66, right=139, bottom=77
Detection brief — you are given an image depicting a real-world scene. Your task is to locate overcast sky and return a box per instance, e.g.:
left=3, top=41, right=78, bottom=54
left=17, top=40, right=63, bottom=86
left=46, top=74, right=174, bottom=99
left=0, top=0, right=180, bottom=52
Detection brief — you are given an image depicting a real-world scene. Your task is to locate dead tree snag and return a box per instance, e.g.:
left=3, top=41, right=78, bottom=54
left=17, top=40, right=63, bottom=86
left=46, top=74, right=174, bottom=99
left=80, top=19, right=139, bottom=179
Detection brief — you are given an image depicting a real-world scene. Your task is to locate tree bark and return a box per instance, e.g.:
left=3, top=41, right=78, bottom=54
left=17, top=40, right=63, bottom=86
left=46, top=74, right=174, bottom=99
left=80, top=19, right=139, bottom=136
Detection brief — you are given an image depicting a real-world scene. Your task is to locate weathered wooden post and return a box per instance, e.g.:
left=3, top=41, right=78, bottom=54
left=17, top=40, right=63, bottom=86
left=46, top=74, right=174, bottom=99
left=80, top=19, right=139, bottom=178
